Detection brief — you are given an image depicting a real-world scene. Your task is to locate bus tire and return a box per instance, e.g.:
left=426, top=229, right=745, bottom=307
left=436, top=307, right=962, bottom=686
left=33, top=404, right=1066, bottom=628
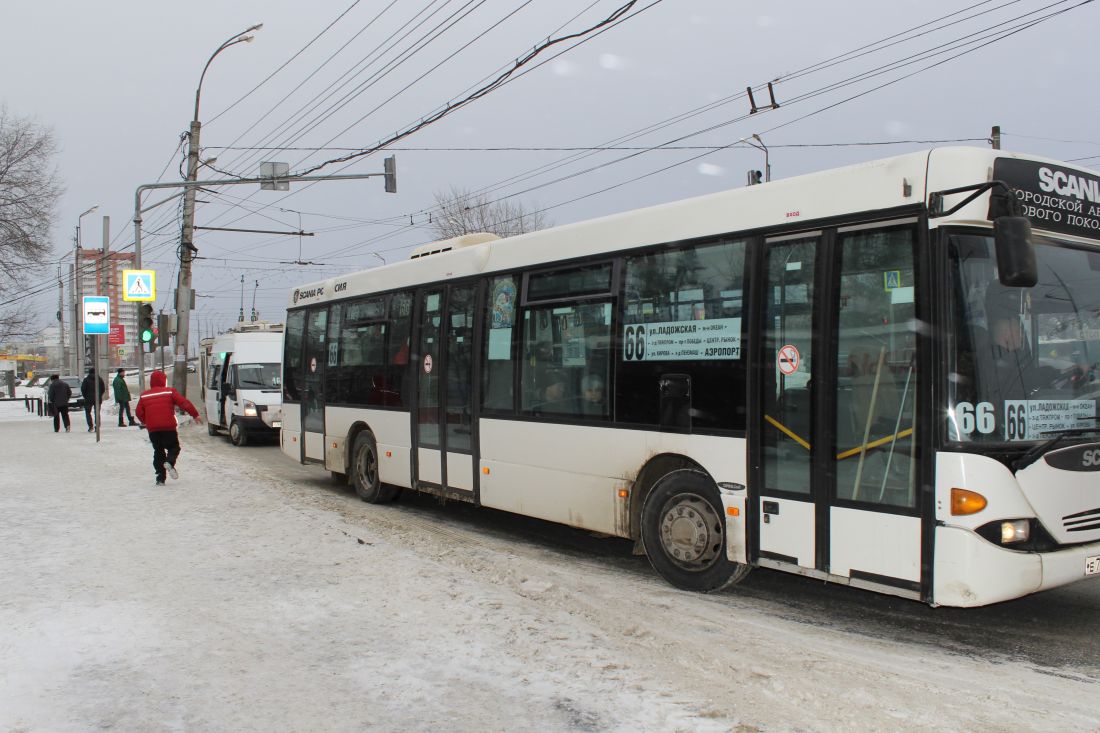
left=352, top=432, right=397, bottom=504
left=229, top=419, right=248, bottom=447
left=640, top=469, right=749, bottom=593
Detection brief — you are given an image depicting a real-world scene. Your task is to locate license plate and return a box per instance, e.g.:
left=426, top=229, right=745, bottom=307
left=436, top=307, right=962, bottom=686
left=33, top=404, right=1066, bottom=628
left=1087, top=555, right=1100, bottom=576
left=272, top=421, right=282, bottom=428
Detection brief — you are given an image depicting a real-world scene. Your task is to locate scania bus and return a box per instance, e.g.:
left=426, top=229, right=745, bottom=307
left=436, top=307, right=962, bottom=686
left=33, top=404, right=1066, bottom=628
left=280, top=147, right=1100, bottom=607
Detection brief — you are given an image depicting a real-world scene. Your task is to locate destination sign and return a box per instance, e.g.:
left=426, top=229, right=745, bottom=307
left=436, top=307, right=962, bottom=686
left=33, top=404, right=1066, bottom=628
left=992, top=157, right=1100, bottom=239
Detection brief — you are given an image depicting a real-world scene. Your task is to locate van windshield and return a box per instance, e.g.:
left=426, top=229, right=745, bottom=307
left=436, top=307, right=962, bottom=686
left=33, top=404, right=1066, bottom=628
left=234, top=363, right=281, bottom=389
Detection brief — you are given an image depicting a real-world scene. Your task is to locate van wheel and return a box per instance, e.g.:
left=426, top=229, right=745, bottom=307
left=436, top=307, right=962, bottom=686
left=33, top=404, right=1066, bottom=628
left=352, top=432, right=397, bottom=503
left=640, top=469, right=749, bottom=592
left=229, top=419, right=248, bottom=447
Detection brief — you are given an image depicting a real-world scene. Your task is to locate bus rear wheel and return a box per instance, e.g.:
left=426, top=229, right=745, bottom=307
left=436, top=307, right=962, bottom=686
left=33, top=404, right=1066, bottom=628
left=641, top=469, right=749, bottom=592
left=352, top=432, right=398, bottom=504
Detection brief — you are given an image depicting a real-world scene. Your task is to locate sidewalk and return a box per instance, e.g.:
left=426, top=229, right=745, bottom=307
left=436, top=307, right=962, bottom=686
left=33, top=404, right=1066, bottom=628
left=0, top=418, right=729, bottom=732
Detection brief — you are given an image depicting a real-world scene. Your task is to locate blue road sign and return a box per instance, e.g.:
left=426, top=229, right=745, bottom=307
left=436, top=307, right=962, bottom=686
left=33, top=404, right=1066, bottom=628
left=83, top=296, right=111, bottom=335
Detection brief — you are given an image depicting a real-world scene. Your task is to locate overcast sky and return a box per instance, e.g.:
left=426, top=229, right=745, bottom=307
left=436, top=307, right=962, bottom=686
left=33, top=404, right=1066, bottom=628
left=3, top=0, right=1098, bottom=345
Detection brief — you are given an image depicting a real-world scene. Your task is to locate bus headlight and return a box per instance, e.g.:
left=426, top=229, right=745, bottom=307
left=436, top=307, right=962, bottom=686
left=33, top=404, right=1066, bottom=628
left=243, top=399, right=258, bottom=417
left=976, top=518, right=1033, bottom=546
left=1000, top=519, right=1030, bottom=544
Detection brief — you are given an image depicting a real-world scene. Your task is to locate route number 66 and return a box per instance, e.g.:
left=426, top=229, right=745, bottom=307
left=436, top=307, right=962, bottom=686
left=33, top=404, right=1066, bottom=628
left=955, top=401, right=995, bottom=436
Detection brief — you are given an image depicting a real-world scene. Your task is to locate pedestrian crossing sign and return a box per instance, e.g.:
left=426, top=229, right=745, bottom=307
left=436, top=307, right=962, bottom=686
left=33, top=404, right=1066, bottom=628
left=122, top=269, right=156, bottom=302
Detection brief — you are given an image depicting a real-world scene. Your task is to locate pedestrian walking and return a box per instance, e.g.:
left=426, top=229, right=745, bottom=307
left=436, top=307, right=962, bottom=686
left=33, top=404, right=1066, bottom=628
left=135, top=370, right=202, bottom=486
left=80, top=368, right=106, bottom=432
left=112, top=368, right=138, bottom=427
left=46, top=374, right=72, bottom=433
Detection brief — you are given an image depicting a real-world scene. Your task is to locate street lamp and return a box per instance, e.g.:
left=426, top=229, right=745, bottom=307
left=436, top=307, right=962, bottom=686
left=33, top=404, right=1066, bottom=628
left=173, top=22, right=262, bottom=395
left=72, top=205, right=98, bottom=374
left=748, top=133, right=771, bottom=183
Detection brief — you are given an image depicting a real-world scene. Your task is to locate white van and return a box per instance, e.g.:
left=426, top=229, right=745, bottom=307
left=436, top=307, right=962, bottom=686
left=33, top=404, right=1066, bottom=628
left=200, top=322, right=284, bottom=446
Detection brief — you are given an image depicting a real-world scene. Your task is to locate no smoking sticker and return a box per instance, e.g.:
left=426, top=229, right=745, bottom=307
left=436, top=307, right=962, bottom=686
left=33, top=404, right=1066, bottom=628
left=777, top=344, right=800, bottom=376
left=423, top=354, right=433, bottom=374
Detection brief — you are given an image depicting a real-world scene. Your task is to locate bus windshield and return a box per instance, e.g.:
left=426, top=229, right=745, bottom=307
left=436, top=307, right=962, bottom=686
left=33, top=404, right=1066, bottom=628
left=947, top=232, right=1100, bottom=443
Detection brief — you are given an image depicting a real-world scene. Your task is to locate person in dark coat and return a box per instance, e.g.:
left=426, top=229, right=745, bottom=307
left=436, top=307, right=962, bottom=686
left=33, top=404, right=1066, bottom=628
left=46, top=374, right=72, bottom=433
left=80, top=368, right=106, bottom=432
left=112, top=368, right=137, bottom=427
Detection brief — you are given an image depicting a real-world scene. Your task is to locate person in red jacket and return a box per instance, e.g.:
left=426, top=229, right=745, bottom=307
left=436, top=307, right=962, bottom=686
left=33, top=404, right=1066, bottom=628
left=135, top=370, right=202, bottom=486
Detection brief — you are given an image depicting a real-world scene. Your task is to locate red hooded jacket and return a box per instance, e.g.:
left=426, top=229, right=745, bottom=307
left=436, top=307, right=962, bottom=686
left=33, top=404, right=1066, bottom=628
left=136, top=370, right=200, bottom=431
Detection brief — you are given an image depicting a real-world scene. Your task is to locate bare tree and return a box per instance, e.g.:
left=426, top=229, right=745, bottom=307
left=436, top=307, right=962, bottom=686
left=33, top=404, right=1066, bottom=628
left=0, top=106, right=63, bottom=342
left=431, top=186, right=548, bottom=240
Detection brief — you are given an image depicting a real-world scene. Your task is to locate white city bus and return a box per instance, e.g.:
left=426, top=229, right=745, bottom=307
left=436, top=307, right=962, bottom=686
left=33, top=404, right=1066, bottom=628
left=280, top=147, right=1100, bottom=607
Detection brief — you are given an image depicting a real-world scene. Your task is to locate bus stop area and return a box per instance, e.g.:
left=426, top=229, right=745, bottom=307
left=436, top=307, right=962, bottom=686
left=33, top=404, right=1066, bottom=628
left=1, top=403, right=1097, bottom=731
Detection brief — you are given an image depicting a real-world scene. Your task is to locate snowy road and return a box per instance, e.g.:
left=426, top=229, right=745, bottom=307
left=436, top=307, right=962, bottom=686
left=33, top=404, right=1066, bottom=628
left=2, top=402, right=1099, bottom=731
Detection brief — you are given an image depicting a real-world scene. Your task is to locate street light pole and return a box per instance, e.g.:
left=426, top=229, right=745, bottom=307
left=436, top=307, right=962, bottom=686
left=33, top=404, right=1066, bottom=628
left=73, top=205, right=98, bottom=375
left=174, top=23, right=262, bottom=395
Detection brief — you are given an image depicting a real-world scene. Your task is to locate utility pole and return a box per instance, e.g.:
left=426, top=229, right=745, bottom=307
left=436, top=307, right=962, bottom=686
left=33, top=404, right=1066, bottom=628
left=172, top=24, right=262, bottom=396
left=57, top=265, right=66, bottom=370
left=991, top=125, right=1001, bottom=150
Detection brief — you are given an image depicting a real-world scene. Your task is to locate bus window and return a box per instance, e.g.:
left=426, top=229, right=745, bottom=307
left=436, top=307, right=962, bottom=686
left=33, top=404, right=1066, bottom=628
left=520, top=300, right=613, bottom=417
left=483, top=274, right=517, bottom=411
left=620, top=238, right=747, bottom=430
left=332, top=297, right=387, bottom=406
left=833, top=226, right=918, bottom=508
left=386, top=292, right=413, bottom=407
left=283, top=310, right=305, bottom=402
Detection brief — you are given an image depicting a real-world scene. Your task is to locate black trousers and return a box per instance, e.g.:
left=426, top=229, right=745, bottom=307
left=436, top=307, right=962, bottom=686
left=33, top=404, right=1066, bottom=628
left=83, top=403, right=99, bottom=429
left=117, top=400, right=135, bottom=426
left=149, top=430, right=181, bottom=482
left=52, top=406, right=70, bottom=432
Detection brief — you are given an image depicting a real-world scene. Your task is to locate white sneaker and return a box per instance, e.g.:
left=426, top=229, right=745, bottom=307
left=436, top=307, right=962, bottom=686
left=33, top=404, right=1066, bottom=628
left=167, top=464, right=178, bottom=480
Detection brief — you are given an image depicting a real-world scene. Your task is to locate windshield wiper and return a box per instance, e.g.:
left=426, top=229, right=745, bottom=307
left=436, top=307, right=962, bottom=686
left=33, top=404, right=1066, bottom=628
left=1014, top=426, right=1100, bottom=471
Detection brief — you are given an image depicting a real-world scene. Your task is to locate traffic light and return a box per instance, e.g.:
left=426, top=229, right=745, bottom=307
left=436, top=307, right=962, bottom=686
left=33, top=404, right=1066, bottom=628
left=384, top=155, right=397, bottom=193
left=140, top=304, right=155, bottom=345
left=158, top=313, right=171, bottom=347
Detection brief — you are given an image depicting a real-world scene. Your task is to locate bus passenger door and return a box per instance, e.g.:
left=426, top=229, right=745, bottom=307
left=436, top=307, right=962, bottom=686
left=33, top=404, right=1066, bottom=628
left=301, top=307, right=328, bottom=461
left=753, top=222, right=924, bottom=596
left=755, top=234, right=820, bottom=570
left=413, top=285, right=478, bottom=495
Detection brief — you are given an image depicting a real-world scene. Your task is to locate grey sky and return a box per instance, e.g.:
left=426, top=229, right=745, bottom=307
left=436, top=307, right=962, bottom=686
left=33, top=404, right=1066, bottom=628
left=3, top=0, right=1098, bottom=343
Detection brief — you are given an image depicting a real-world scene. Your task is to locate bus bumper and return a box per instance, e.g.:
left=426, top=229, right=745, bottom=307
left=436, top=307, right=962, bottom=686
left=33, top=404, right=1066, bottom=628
left=933, top=525, right=1100, bottom=607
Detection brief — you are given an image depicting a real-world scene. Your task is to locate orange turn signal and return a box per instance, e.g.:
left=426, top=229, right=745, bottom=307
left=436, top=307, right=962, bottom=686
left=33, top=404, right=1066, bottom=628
left=617, top=489, right=629, bottom=498
left=726, top=507, right=740, bottom=517
left=385, top=450, right=392, bottom=458
left=950, top=488, right=988, bottom=516
left=482, top=466, right=490, bottom=475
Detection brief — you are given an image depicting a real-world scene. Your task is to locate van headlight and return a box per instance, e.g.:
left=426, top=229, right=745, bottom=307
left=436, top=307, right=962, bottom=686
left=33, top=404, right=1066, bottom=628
left=242, top=399, right=257, bottom=417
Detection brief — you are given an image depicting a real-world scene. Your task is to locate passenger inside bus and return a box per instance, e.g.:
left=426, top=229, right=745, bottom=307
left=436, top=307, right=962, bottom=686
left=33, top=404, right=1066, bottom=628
left=580, top=374, right=606, bottom=416
left=537, top=371, right=571, bottom=412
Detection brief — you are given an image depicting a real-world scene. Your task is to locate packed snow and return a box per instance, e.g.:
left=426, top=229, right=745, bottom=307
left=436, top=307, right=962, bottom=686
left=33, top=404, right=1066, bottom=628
left=1, top=392, right=1098, bottom=732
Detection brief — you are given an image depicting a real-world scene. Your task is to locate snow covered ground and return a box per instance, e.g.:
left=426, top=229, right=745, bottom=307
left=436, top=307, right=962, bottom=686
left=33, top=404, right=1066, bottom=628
left=1, top=400, right=1098, bottom=732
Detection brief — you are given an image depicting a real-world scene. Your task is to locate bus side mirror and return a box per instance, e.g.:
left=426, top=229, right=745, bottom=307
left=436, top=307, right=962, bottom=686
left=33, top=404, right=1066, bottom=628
left=994, top=216, right=1037, bottom=287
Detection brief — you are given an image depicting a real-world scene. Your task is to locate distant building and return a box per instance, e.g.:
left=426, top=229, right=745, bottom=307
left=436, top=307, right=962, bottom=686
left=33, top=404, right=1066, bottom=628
left=75, top=248, right=138, bottom=368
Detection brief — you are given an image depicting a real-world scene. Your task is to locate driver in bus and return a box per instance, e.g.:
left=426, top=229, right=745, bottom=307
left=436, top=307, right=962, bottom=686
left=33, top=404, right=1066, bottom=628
left=978, top=284, right=1054, bottom=403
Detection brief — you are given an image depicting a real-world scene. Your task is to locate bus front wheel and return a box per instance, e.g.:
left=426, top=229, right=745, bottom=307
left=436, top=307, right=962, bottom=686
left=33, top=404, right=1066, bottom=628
left=641, top=469, right=749, bottom=592
left=352, top=432, right=398, bottom=504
